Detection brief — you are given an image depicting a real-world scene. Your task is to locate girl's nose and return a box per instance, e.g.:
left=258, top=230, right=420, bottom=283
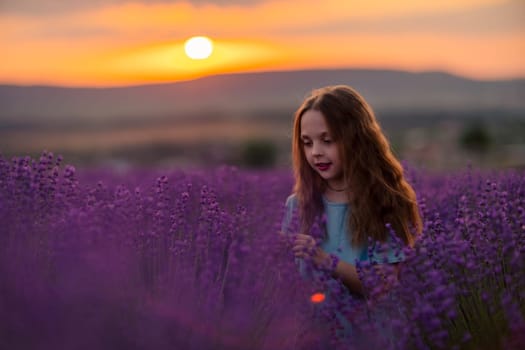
left=312, top=142, right=323, bottom=156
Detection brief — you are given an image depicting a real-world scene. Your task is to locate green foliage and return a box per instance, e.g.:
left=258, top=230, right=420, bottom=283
left=459, top=121, right=492, bottom=154
left=239, top=139, right=277, bottom=168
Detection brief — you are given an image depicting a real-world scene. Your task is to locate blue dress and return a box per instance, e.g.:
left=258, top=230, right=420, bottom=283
left=281, top=194, right=404, bottom=345
left=281, top=194, right=404, bottom=265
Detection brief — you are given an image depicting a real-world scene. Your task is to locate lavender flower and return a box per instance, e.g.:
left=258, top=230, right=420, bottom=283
left=0, top=152, right=523, bottom=350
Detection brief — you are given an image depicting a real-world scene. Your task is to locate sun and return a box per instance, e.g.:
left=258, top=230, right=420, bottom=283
left=184, top=36, right=214, bottom=60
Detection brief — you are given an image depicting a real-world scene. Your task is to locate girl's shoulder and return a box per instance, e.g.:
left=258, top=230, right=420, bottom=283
left=284, top=193, right=298, bottom=210
left=285, top=193, right=297, bottom=203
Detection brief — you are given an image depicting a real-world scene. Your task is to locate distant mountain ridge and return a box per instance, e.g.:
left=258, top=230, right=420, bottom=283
left=1, top=69, right=524, bottom=124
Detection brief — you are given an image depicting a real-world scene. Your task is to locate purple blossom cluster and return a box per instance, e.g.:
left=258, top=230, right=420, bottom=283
left=0, top=152, right=523, bottom=350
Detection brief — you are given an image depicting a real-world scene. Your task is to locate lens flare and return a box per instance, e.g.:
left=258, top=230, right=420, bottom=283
left=310, top=292, right=325, bottom=303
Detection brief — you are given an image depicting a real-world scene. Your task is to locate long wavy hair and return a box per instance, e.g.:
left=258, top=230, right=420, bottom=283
left=292, top=85, right=422, bottom=247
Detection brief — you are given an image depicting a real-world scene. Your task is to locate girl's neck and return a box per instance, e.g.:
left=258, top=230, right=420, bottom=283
left=326, top=181, right=347, bottom=192
left=324, top=185, right=350, bottom=203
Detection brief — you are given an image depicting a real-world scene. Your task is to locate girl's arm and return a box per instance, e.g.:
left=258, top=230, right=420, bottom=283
left=325, top=254, right=400, bottom=297
left=330, top=258, right=365, bottom=295
left=292, top=233, right=364, bottom=295
left=292, top=233, right=399, bottom=296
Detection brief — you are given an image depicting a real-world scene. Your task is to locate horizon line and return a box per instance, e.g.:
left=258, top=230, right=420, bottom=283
left=0, top=67, right=525, bottom=89
left=2, top=67, right=524, bottom=89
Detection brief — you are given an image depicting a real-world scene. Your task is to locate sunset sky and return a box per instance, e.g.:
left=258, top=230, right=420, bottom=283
left=1, top=0, right=524, bottom=87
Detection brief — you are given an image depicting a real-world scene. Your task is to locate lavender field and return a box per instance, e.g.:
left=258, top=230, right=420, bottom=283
left=1, top=152, right=524, bottom=350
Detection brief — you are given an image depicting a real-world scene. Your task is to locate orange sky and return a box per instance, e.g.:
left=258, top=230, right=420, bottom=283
left=1, top=0, right=524, bottom=86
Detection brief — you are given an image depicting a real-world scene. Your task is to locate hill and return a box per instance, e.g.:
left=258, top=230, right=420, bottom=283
left=1, top=69, right=524, bottom=128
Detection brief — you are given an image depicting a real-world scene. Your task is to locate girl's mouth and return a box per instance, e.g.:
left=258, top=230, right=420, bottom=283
left=316, top=162, right=331, bottom=171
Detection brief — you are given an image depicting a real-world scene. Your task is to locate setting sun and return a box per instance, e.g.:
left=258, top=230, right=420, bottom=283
left=184, top=36, right=214, bottom=60
left=1, top=0, right=523, bottom=86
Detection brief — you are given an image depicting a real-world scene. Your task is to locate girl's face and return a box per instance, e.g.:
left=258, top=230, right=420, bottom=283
left=300, top=109, right=344, bottom=186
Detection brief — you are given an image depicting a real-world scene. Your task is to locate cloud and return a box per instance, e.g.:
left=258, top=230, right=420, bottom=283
left=280, top=0, right=525, bottom=36
left=0, top=0, right=261, bottom=15
left=4, top=0, right=523, bottom=44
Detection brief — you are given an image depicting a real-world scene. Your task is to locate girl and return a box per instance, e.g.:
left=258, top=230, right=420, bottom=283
left=281, top=85, right=422, bottom=338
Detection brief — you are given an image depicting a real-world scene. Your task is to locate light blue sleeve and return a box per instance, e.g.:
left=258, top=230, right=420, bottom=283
left=281, top=194, right=312, bottom=279
left=281, top=194, right=296, bottom=234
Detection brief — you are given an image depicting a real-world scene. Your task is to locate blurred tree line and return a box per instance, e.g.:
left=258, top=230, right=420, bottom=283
left=460, top=121, right=492, bottom=155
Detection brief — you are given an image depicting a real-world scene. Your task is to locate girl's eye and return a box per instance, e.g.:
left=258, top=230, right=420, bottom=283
left=323, top=139, right=332, bottom=144
left=302, top=140, right=312, bottom=146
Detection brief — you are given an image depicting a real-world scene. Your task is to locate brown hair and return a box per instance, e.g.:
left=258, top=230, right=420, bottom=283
left=292, top=85, right=422, bottom=247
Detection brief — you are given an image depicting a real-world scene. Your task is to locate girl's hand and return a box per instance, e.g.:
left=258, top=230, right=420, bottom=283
left=292, top=233, right=329, bottom=268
